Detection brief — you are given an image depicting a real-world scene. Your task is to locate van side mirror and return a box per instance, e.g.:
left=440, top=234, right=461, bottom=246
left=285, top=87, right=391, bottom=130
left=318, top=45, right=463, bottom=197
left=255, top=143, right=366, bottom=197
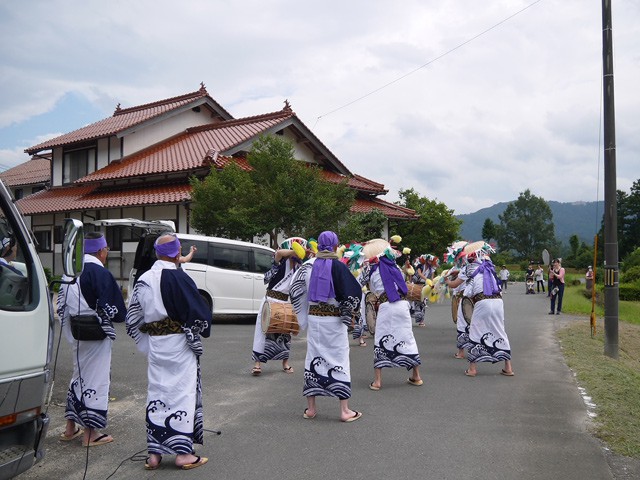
left=62, top=219, right=84, bottom=278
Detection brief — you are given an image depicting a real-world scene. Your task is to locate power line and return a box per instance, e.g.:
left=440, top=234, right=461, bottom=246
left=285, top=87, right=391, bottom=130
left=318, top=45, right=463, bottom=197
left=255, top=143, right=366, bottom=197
left=313, top=0, right=544, bottom=129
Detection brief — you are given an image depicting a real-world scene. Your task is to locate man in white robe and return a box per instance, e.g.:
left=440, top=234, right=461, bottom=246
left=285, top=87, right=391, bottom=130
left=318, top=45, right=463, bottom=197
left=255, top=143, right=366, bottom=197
left=126, top=233, right=212, bottom=470
left=57, top=232, right=126, bottom=447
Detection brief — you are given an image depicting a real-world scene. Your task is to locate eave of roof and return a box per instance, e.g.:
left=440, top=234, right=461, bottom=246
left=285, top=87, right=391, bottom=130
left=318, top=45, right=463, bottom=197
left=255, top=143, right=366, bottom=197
left=16, top=180, right=417, bottom=220
left=24, top=85, right=232, bottom=155
left=15, top=182, right=191, bottom=215
left=351, top=197, right=419, bottom=220
left=0, top=155, right=51, bottom=187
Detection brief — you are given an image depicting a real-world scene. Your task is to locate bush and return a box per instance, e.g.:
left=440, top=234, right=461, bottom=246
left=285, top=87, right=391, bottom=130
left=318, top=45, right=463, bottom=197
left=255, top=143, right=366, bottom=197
left=619, top=282, right=640, bottom=302
left=621, top=266, right=640, bottom=283
left=621, top=248, right=640, bottom=272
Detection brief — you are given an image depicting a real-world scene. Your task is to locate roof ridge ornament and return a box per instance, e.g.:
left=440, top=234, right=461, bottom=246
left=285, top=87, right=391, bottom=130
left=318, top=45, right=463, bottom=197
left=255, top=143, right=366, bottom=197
left=114, top=103, right=121, bottom=113
left=199, top=82, right=207, bottom=93
left=283, top=99, right=292, bottom=112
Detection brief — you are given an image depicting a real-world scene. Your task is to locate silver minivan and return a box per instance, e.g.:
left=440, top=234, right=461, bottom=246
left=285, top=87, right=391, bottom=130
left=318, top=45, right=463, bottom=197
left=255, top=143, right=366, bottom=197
left=90, top=219, right=274, bottom=315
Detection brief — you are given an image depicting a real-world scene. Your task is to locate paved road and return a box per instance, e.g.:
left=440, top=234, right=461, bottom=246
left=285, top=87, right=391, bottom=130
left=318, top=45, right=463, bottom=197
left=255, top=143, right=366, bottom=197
left=22, top=285, right=631, bottom=479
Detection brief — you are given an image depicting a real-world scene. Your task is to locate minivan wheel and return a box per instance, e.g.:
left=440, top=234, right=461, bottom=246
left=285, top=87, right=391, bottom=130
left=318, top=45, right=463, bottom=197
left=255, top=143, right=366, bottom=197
left=199, top=291, right=213, bottom=312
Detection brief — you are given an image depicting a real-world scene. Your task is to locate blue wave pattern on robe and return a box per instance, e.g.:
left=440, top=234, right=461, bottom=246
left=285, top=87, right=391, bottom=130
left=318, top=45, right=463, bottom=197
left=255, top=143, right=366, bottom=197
left=253, top=333, right=291, bottom=362
left=467, top=330, right=511, bottom=363
left=65, top=377, right=108, bottom=429
left=303, top=356, right=351, bottom=400
left=373, top=333, right=421, bottom=370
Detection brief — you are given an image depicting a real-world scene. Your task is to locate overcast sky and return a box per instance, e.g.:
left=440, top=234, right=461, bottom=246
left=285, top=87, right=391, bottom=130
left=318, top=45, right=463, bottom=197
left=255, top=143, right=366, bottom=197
left=0, top=0, right=638, bottom=214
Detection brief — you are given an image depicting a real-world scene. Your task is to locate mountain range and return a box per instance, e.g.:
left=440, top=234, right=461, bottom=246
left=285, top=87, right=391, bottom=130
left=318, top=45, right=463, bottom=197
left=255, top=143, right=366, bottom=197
left=456, top=200, right=604, bottom=246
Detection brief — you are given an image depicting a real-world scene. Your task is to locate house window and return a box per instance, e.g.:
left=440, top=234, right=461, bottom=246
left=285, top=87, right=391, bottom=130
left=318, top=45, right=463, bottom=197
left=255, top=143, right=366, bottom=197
left=53, top=225, right=64, bottom=244
left=34, top=230, right=52, bottom=252
left=14, top=188, right=23, bottom=199
left=32, top=185, right=45, bottom=194
left=63, top=147, right=95, bottom=184
left=105, top=226, right=122, bottom=252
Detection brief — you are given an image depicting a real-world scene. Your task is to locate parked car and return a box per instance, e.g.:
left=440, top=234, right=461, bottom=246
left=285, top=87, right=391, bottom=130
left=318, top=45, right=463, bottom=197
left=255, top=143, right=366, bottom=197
left=89, top=219, right=274, bottom=315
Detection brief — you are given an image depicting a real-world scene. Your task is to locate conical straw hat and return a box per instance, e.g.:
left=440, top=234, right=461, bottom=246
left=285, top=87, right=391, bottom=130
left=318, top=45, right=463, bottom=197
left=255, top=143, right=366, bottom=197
left=362, top=238, right=391, bottom=259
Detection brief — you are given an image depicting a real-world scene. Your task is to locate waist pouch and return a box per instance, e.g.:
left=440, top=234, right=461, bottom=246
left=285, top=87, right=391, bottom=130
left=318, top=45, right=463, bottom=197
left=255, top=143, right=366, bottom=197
left=70, top=315, right=107, bottom=341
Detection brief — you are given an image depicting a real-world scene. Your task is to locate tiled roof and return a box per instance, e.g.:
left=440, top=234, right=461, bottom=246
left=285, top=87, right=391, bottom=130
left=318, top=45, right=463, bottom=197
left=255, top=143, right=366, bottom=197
left=16, top=181, right=417, bottom=220
left=16, top=182, right=191, bottom=215
left=322, top=170, right=387, bottom=194
left=0, top=154, right=51, bottom=187
left=76, top=110, right=296, bottom=183
left=25, top=85, right=230, bottom=154
left=351, top=197, right=419, bottom=220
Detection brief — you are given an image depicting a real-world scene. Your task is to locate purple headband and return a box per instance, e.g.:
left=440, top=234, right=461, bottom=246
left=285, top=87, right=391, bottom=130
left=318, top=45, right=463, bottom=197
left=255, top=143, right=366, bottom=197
left=317, top=231, right=339, bottom=251
left=84, top=235, right=107, bottom=254
left=309, top=231, right=339, bottom=302
left=155, top=236, right=181, bottom=258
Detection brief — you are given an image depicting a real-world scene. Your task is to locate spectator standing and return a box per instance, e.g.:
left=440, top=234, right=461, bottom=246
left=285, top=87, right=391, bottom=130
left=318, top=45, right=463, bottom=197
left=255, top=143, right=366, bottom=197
left=498, top=265, right=510, bottom=292
left=549, top=258, right=566, bottom=315
left=585, top=266, right=594, bottom=291
left=534, top=265, right=545, bottom=293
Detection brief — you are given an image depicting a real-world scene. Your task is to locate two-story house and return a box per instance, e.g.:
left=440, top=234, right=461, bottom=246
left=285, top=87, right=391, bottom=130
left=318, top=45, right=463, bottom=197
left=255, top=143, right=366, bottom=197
left=16, top=83, right=416, bottom=283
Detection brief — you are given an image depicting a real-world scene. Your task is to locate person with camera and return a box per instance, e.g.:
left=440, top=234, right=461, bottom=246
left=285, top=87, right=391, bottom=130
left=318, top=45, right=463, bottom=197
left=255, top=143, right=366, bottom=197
left=57, top=232, right=126, bottom=447
left=549, top=258, right=566, bottom=315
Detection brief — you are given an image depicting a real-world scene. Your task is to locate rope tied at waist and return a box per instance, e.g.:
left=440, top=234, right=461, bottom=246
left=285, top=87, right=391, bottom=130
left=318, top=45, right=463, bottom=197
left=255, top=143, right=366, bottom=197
left=378, top=292, right=406, bottom=304
left=266, top=290, right=289, bottom=301
left=471, top=292, right=502, bottom=304
left=139, top=317, right=183, bottom=336
left=309, top=303, right=341, bottom=317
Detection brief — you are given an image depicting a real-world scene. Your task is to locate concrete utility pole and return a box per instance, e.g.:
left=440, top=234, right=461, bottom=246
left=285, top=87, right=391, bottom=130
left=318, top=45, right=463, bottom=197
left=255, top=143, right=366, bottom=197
left=602, top=0, right=619, bottom=359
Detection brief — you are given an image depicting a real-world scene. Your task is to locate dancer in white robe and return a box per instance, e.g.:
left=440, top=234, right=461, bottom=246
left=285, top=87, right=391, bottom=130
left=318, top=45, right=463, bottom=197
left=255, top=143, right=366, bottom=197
left=126, top=233, right=212, bottom=470
left=290, top=231, right=363, bottom=423
left=362, top=251, right=422, bottom=391
left=251, top=238, right=307, bottom=375
left=57, top=232, right=126, bottom=447
left=454, top=242, right=514, bottom=377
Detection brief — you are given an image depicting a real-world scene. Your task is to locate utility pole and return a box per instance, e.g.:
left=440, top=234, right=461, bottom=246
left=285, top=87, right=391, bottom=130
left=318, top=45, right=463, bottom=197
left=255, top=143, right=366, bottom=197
left=602, top=0, right=619, bottom=358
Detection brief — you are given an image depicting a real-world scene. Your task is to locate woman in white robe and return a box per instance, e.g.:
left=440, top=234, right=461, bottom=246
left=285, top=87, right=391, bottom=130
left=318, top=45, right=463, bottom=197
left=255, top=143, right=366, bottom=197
left=290, top=231, right=363, bottom=423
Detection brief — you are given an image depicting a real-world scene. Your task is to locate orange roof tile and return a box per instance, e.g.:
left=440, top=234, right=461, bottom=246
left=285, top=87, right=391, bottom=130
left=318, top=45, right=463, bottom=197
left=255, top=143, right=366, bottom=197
left=16, top=183, right=191, bottom=215
left=351, top=197, right=418, bottom=220
left=321, top=170, right=387, bottom=194
left=0, top=155, right=51, bottom=187
left=25, top=85, right=231, bottom=154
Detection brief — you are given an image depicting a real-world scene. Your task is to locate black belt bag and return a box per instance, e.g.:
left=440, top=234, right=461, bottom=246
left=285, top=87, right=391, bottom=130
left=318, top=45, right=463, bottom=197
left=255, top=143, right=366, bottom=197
left=70, top=315, right=107, bottom=341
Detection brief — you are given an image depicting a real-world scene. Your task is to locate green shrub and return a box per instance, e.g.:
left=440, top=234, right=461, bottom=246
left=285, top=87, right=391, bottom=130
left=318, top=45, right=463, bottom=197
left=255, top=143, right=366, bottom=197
left=621, top=266, right=640, bottom=283
left=621, top=248, right=640, bottom=271
left=619, top=282, right=640, bottom=302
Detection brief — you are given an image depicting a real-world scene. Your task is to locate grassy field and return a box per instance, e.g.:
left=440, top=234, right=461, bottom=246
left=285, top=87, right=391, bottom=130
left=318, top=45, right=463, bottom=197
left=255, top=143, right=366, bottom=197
left=556, top=283, right=640, bottom=458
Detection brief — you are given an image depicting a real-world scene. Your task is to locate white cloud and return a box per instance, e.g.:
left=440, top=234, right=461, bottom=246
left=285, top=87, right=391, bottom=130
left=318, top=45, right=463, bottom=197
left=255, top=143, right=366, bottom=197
left=0, top=0, right=637, bottom=212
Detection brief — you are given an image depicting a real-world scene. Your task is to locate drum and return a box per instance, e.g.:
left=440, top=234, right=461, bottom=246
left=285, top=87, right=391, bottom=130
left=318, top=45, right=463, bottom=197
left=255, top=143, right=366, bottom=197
left=261, top=301, right=299, bottom=335
left=461, top=297, right=474, bottom=325
left=405, top=283, right=422, bottom=302
left=364, top=292, right=379, bottom=335
left=451, top=295, right=460, bottom=324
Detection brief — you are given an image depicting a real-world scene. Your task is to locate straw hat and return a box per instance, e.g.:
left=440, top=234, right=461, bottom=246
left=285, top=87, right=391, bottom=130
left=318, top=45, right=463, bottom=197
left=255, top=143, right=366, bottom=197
left=362, top=238, right=391, bottom=259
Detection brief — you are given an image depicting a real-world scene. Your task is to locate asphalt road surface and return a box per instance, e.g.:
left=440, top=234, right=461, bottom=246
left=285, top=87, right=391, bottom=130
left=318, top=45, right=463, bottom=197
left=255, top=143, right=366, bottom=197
left=21, top=284, right=638, bottom=479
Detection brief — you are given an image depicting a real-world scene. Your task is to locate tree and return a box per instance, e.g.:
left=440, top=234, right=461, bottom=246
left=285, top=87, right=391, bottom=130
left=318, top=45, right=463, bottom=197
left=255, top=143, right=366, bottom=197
left=495, top=189, right=556, bottom=260
left=190, top=135, right=355, bottom=247
left=337, top=209, right=388, bottom=245
left=482, top=218, right=498, bottom=243
left=189, top=162, right=258, bottom=241
left=394, top=188, right=461, bottom=259
left=619, top=179, right=640, bottom=259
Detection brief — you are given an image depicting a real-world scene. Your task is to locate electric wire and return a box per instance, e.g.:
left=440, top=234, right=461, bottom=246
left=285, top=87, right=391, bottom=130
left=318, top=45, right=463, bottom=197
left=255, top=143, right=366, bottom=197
left=312, top=0, right=544, bottom=129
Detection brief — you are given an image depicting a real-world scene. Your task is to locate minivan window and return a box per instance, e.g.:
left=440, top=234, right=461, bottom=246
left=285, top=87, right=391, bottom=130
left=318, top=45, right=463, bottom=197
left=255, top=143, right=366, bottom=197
left=254, top=249, right=273, bottom=274
left=182, top=240, right=208, bottom=265
left=211, top=246, right=251, bottom=272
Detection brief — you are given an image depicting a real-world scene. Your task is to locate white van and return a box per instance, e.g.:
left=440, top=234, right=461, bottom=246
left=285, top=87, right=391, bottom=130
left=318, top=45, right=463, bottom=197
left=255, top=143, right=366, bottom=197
left=0, top=182, right=82, bottom=479
left=89, top=220, right=274, bottom=316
